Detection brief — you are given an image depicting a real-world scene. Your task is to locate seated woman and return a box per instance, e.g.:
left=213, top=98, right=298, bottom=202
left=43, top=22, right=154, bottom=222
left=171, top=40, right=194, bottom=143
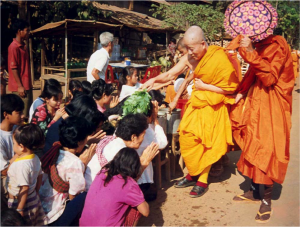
left=80, top=147, right=150, bottom=226
left=84, top=113, right=159, bottom=191
left=39, top=116, right=97, bottom=226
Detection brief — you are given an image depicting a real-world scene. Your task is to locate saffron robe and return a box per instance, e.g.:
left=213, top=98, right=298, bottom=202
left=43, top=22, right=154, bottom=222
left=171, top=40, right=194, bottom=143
left=230, top=35, right=294, bottom=185
left=178, top=46, right=239, bottom=176
left=291, top=50, right=299, bottom=79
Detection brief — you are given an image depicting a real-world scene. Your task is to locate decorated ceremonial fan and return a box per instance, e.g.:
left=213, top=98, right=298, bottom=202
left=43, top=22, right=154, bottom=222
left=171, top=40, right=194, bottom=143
left=224, top=0, right=278, bottom=42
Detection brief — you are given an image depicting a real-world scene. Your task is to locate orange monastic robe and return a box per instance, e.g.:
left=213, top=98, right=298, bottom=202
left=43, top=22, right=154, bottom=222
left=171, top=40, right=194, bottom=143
left=291, top=50, right=299, bottom=79
left=231, top=35, right=294, bottom=185
left=178, top=46, right=239, bottom=176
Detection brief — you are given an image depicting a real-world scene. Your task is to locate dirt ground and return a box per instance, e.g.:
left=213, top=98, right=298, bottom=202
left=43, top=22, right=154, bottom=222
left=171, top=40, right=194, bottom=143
left=138, top=78, right=300, bottom=226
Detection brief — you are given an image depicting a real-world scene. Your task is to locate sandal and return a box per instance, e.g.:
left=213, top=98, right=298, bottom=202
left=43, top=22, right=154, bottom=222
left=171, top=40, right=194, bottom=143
left=233, top=193, right=261, bottom=203
left=255, top=209, right=273, bottom=223
left=209, top=163, right=224, bottom=177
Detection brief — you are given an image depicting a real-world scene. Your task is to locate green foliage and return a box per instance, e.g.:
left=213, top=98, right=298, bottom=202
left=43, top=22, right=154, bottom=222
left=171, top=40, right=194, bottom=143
left=122, top=90, right=152, bottom=116
left=150, top=3, right=224, bottom=42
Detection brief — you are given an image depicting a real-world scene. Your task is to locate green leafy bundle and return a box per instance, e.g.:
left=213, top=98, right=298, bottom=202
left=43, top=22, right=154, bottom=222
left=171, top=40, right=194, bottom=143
left=122, top=90, right=152, bottom=116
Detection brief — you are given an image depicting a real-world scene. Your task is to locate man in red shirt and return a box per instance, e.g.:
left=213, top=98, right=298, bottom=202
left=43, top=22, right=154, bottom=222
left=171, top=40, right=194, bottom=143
left=8, top=19, right=32, bottom=119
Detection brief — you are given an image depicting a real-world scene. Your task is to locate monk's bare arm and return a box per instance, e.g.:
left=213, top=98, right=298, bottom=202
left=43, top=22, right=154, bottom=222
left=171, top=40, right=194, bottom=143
left=195, top=78, right=234, bottom=94
left=141, top=56, right=188, bottom=90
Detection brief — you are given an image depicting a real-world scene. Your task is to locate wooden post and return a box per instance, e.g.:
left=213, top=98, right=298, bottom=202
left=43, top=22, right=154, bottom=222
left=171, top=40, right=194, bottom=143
left=166, top=31, right=169, bottom=57
left=40, top=38, right=45, bottom=93
left=128, top=0, right=134, bottom=10
left=65, top=22, right=68, bottom=101
left=93, top=31, right=99, bottom=52
left=29, top=38, right=34, bottom=87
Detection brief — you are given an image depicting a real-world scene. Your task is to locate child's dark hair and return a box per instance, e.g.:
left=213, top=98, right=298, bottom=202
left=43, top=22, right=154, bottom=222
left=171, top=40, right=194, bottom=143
left=119, top=67, right=137, bottom=86
left=14, top=124, right=45, bottom=150
left=59, top=116, right=92, bottom=149
left=1, top=94, right=24, bottom=122
left=170, top=38, right=176, bottom=44
left=69, top=80, right=83, bottom=95
left=101, top=121, right=116, bottom=135
left=81, top=81, right=92, bottom=96
left=12, top=19, right=29, bottom=35
left=115, top=113, right=148, bottom=141
left=1, top=56, right=6, bottom=67
left=91, top=79, right=114, bottom=101
left=148, top=90, right=165, bottom=107
left=103, top=147, right=141, bottom=187
left=44, top=79, right=61, bottom=90
left=40, top=85, right=62, bottom=101
left=1, top=208, right=26, bottom=226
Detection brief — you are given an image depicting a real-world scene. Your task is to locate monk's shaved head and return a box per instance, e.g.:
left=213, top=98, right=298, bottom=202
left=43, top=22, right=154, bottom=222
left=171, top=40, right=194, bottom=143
left=183, top=25, right=208, bottom=61
left=184, top=26, right=206, bottom=44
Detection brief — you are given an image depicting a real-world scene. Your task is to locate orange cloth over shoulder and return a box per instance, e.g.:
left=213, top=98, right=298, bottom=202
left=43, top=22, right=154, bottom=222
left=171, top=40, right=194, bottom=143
left=230, top=35, right=294, bottom=185
left=178, top=46, right=239, bottom=176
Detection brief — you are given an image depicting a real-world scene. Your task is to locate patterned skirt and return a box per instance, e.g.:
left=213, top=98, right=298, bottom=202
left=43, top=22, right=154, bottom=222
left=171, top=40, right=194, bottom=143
left=8, top=190, right=48, bottom=226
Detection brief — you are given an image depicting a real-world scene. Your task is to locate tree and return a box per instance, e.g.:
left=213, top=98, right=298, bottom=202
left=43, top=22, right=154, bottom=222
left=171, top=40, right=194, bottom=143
left=150, top=2, right=225, bottom=43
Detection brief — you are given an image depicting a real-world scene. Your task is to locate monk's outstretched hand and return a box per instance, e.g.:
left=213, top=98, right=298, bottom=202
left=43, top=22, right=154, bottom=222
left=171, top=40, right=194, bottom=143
left=240, top=36, right=254, bottom=52
left=140, top=78, right=155, bottom=91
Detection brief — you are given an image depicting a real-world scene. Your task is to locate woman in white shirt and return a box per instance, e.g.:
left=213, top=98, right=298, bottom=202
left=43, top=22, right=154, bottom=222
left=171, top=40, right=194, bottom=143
left=119, top=67, right=142, bottom=101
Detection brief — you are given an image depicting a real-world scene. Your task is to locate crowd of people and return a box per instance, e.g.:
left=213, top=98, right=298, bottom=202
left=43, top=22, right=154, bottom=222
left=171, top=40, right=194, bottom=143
left=0, top=1, right=299, bottom=225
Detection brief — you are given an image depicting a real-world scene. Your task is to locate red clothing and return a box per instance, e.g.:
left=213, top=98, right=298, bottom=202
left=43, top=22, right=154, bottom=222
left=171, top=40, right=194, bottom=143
left=8, top=38, right=32, bottom=91
left=230, top=35, right=294, bottom=185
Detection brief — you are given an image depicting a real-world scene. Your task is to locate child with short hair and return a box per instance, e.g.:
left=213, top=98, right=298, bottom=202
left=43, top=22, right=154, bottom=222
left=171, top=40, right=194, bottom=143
left=0, top=94, right=24, bottom=210
left=30, top=85, right=64, bottom=136
left=6, top=124, right=47, bottom=226
left=29, top=78, right=61, bottom=122
left=80, top=147, right=149, bottom=226
left=119, top=66, right=142, bottom=101
left=91, top=79, right=118, bottom=113
left=0, top=56, right=7, bottom=96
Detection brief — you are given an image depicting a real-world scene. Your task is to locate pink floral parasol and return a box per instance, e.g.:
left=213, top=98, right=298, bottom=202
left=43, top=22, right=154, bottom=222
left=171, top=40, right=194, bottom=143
left=224, top=0, right=278, bottom=42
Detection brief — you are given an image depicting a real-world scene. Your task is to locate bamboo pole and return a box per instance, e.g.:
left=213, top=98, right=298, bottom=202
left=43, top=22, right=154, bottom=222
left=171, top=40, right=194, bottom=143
left=65, top=22, right=68, bottom=101
left=29, top=38, right=34, bottom=87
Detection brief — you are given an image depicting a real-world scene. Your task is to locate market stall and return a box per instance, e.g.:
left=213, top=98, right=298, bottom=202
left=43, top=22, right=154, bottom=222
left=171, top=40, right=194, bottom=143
left=30, top=19, right=121, bottom=99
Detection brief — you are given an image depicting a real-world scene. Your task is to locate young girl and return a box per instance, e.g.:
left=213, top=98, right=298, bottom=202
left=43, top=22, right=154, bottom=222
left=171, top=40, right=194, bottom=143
left=30, top=85, right=64, bottom=136
left=91, top=79, right=118, bottom=113
left=80, top=147, right=149, bottom=226
left=6, top=124, right=47, bottom=226
left=29, top=78, right=61, bottom=122
left=119, top=66, right=142, bottom=101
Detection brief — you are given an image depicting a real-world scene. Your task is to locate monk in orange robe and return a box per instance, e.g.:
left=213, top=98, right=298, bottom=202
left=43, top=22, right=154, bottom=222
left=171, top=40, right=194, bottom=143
left=291, top=49, right=299, bottom=79
left=142, top=26, right=239, bottom=197
left=230, top=35, right=294, bottom=223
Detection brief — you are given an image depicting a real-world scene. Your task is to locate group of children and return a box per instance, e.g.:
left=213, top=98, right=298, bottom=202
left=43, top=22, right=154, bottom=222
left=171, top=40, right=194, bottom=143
left=1, top=65, right=172, bottom=226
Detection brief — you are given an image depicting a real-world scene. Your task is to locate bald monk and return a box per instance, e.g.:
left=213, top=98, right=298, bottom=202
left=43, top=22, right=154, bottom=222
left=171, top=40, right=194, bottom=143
left=291, top=49, right=299, bottom=79
left=142, top=26, right=239, bottom=197
left=231, top=35, right=294, bottom=223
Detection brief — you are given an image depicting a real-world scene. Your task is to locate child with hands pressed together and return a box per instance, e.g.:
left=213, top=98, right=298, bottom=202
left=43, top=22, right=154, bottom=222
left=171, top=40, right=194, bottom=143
left=6, top=124, right=47, bottom=226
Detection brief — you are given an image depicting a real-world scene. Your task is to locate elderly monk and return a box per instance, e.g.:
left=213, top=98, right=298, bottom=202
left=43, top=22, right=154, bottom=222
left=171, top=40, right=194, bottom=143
left=142, top=26, right=239, bottom=197
left=231, top=35, right=294, bottom=223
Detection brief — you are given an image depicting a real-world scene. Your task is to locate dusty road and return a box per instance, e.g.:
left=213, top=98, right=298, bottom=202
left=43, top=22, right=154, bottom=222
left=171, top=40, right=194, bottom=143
left=138, top=78, right=299, bottom=226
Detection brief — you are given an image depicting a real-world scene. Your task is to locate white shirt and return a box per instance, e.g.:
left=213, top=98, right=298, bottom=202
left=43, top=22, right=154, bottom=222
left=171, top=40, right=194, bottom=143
left=87, top=48, right=110, bottom=83
left=136, top=124, right=168, bottom=184
left=39, top=150, right=85, bottom=224
left=119, top=83, right=142, bottom=101
left=0, top=127, right=16, bottom=171
left=84, top=138, right=126, bottom=190
left=7, top=154, right=42, bottom=196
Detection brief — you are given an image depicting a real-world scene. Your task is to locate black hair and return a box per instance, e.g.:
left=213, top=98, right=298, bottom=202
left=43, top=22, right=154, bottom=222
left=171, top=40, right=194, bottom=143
left=14, top=124, right=45, bottom=150
left=103, top=147, right=141, bottom=188
left=84, top=109, right=107, bottom=133
left=81, top=81, right=92, bottom=96
left=40, top=85, right=63, bottom=101
left=119, top=67, right=137, bottom=86
left=1, top=208, right=26, bottom=226
left=1, top=94, right=24, bottom=122
left=1, top=56, right=6, bottom=67
left=69, top=80, right=83, bottom=95
left=101, top=121, right=116, bottom=136
left=148, top=90, right=165, bottom=107
left=59, top=116, right=92, bottom=149
left=170, top=38, right=176, bottom=44
left=91, top=79, right=114, bottom=101
left=11, top=19, right=29, bottom=35
left=45, top=79, right=62, bottom=90
left=115, top=113, right=148, bottom=141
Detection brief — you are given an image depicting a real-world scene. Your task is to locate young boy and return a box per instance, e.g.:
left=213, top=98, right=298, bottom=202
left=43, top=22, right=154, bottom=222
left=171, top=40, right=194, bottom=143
left=8, top=19, right=32, bottom=119
left=1, top=57, right=7, bottom=96
left=0, top=94, right=24, bottom=210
